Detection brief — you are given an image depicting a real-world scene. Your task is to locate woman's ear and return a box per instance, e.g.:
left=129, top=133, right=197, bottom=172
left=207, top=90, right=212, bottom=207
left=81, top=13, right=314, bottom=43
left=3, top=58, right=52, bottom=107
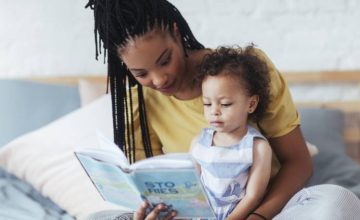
left=172, top=22, right=181, bottom=40
left=248, top=95, right=259, bottom=113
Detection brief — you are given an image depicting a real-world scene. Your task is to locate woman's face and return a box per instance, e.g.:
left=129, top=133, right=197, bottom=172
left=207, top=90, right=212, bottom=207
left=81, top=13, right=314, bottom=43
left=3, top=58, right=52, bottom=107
left=119, top=29, right=188, bottom=96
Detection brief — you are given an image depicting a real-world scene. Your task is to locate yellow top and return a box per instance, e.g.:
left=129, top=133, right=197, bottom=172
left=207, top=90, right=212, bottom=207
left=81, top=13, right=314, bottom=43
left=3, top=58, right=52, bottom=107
left=129, top=48, right=300, bottom=176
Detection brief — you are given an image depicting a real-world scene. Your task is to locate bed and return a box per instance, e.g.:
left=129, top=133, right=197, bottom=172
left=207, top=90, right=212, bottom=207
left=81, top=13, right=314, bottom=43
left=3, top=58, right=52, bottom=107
left=0, top=80, right=79, bottom=220
left=0, top=72, right=359, bottom=219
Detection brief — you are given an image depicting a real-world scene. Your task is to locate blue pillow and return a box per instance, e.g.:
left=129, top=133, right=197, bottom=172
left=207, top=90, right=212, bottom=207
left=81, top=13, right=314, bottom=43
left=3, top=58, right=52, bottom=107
left=0, top=80, right=80, bottom=147
left=299, top=108, right=360, bottom=197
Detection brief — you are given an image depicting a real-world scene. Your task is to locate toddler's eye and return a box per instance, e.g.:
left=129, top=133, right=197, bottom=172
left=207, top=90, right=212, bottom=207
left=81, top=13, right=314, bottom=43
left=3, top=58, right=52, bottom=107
left=221, top=103, right=232, bottom=107
left=203, top=103, right=211, bottom=107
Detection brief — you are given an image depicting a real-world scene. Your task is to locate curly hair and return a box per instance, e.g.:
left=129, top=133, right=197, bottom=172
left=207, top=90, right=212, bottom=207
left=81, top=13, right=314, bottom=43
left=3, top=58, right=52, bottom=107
left=198, top=45, right=271, bottom=122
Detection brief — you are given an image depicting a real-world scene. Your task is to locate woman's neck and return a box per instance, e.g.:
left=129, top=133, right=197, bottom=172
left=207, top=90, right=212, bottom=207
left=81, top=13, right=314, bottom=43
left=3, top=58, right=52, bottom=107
left=173, top=48, right=211, bottom=100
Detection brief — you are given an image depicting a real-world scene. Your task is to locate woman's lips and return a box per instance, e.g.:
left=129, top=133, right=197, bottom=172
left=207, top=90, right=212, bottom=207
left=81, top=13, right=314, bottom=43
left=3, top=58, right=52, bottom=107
left=158, top=81, right=176, bottom=93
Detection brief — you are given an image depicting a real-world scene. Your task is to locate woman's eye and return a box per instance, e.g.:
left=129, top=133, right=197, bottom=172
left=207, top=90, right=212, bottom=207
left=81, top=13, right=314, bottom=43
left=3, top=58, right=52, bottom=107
left=221, top=103, right=232, bottom=107
left=160, top=55, right=171, bottom=66
left=135, top=73, right=147, bottom=79
left=136, top=75, right=146, bottom=79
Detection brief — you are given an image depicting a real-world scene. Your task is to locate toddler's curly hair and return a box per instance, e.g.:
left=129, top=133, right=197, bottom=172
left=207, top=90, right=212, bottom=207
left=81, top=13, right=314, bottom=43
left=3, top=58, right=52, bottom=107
left=198, top=45, right=271, bottom=122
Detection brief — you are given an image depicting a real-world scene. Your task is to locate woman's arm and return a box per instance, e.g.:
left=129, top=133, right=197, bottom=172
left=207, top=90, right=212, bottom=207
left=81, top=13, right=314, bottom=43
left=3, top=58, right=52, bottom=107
left=247, top=126, right=313, bottom=220
left=227, top=138, right=272, bottom=220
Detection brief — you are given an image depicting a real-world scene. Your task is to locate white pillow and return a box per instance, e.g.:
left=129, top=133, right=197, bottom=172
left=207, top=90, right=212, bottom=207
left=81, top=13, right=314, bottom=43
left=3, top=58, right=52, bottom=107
left=0, top=94, right=122, bottom=219
left=78, top=79, right=107, bottom=107
left=306, top=141, right=319, bottom=157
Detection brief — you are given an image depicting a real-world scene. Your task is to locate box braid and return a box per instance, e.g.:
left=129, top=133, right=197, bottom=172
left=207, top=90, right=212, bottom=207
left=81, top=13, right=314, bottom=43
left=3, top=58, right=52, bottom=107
left=85, top=0, right=204, bottom=163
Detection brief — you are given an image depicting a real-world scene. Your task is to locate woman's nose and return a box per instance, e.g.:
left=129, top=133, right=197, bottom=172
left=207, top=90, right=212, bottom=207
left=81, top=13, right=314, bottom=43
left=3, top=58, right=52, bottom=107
left=152, top=73, right=168, bottom=88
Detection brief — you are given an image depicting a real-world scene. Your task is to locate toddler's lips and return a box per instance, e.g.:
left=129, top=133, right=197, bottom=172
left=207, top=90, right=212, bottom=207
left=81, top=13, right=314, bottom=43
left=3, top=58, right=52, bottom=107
left=210, top=121, right=223, bottom=127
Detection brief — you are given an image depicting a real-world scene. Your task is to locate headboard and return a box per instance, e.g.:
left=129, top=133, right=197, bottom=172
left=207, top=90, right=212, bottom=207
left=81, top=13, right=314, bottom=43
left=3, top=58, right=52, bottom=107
left=284, top=70, right=360, bottom=164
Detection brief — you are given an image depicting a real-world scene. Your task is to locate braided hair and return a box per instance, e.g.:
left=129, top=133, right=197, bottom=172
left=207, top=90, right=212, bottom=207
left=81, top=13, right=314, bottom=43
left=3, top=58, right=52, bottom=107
left=85, top=0, right=204, bottom=163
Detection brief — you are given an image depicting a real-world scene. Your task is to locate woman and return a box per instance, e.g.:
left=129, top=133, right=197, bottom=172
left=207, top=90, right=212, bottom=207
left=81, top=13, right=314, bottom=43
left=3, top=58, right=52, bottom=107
left=84, top=0, right=360, bottom=219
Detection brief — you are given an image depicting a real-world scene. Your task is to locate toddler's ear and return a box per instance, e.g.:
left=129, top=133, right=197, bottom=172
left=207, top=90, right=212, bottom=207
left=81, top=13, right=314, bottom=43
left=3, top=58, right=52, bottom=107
left=248, top=95, right=259, bottom=113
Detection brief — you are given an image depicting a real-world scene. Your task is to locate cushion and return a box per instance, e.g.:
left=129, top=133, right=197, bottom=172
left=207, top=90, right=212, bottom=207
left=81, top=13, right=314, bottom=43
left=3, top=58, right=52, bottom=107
left=78, top=79, right=107, bottom=107
left=306, top=141, right=318, bottom=157
left=299, top=108, right=360, bottom=197
left=0, top=80, right=80, bottom=147
left=0, top=95, right=122, bottom=219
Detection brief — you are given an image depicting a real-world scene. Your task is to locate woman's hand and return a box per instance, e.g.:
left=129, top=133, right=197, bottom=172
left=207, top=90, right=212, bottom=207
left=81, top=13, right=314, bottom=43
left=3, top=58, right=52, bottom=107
left=133, top=201, right=177, bottom=220
left=246, top=213, right=267, bottom=220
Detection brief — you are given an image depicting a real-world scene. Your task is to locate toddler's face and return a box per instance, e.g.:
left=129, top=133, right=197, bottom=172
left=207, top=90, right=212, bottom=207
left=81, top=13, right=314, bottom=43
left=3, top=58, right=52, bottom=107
left=202, top=74, right=257, bottom=134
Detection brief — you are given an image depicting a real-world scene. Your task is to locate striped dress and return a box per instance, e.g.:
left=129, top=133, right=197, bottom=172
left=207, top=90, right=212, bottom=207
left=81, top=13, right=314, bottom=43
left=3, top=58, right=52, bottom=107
left=191, top=126, right=265, bottom=220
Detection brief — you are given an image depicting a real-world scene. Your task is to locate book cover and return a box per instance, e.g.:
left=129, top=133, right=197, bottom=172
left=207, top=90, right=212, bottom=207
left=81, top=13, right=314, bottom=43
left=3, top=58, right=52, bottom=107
left=75, top=134, right=215, bottom=219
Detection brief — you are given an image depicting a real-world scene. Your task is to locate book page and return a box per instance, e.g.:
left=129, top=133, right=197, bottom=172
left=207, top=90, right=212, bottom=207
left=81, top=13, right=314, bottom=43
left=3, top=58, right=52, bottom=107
left=76, top=148, right=129, bottom=169
left=96, top=131, right=130, bottom=167
left=130, top=153, right=194, bottom=170
left=76, top=154, right=142, bottom=210
left=96, top=131, right=125, bottom=155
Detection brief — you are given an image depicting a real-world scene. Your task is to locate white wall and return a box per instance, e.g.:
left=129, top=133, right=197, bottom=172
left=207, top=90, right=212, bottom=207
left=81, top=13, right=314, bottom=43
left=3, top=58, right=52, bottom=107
left=0, top=0, right=105, bottom=77
left=1, top=0, right=360, bottom=77
left=172, top=0, right=360, bottom=71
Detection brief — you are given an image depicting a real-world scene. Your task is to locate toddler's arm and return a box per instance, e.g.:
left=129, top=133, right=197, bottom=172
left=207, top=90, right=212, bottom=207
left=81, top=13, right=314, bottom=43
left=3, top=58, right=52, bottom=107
left=227, top=138, right=272, bottom=220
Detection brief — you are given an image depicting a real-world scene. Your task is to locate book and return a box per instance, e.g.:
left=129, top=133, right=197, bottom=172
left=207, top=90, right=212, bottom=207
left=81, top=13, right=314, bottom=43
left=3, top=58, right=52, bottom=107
left=75, top=133, right=215, bottom=219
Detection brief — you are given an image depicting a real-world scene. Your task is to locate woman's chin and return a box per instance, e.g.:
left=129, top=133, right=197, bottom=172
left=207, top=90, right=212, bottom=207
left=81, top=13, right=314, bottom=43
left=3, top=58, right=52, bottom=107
left=157, top=85, right=178, bottom=96
left=159, top=91, right=174, bottom=96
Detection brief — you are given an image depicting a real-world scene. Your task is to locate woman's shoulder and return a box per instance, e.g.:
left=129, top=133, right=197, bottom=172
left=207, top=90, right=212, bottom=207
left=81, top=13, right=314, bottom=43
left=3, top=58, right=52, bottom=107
left=247, top=47, right=285, bottom=95
left=248, top=47, right=276, bottom=68
left=247, top=125, right=266, bottom=140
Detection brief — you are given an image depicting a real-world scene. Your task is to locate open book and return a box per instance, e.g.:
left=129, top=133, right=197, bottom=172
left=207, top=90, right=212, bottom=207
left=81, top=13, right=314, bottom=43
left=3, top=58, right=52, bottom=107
left=74, top=133, right=215, bottom=219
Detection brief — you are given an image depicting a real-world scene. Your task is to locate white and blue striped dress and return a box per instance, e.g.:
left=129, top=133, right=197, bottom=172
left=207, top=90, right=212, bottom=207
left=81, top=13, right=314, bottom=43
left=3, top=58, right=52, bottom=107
left=191, top=126, right=265, bottom=220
